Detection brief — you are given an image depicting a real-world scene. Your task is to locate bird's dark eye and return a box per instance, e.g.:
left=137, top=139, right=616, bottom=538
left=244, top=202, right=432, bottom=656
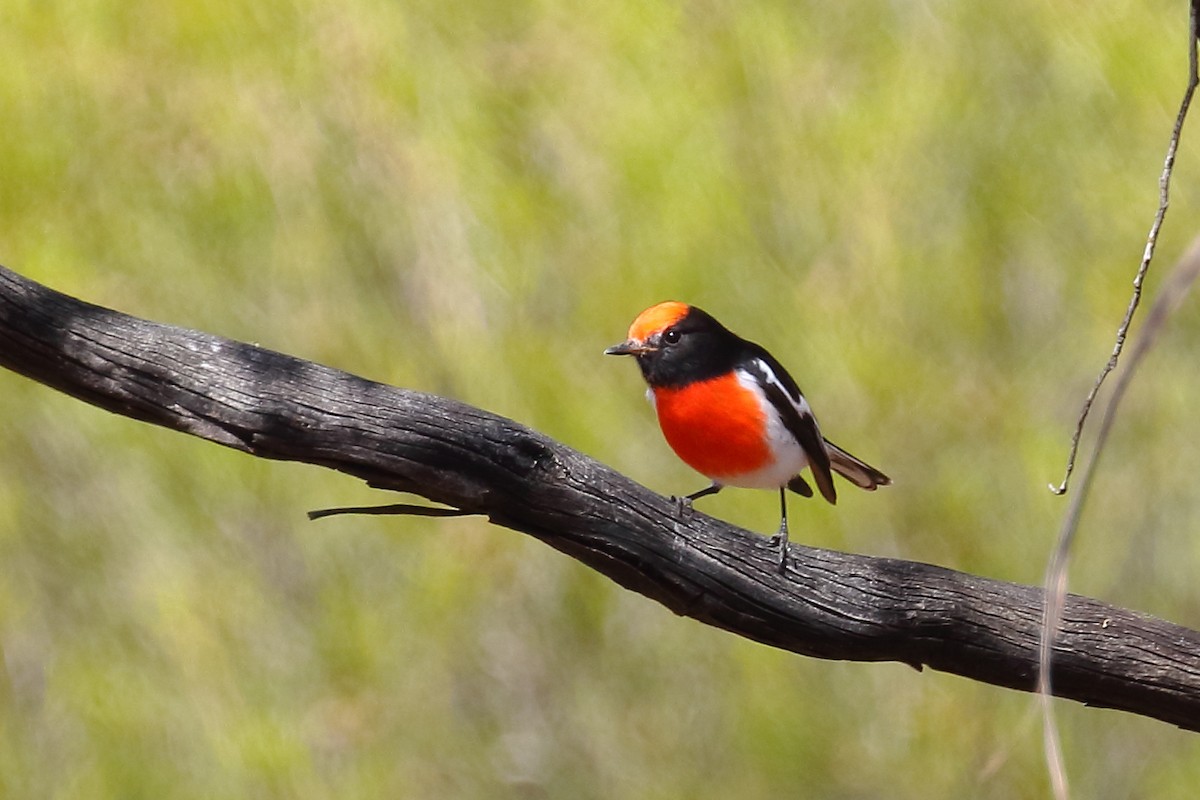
left=662, top=328, right=681, bottom=345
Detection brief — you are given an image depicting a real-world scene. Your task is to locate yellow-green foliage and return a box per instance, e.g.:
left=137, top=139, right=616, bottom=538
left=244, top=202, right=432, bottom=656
left=2, top=1, right=1199, bottom=796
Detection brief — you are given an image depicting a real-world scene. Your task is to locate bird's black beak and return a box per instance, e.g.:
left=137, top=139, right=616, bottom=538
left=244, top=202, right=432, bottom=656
left=604, top=339, right=654, bottom=356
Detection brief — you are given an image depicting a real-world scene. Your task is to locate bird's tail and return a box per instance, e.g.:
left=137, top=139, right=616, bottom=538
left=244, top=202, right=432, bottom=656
left=824, top=439, right=891, bottom=491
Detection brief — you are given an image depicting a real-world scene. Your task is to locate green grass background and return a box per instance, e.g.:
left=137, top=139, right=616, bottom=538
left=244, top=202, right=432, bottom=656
left=3, top=0, right=1200, bottom=796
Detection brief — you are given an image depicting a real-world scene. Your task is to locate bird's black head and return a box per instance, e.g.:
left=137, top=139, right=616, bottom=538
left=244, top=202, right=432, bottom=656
left=605, top=302, right=744, bottom=388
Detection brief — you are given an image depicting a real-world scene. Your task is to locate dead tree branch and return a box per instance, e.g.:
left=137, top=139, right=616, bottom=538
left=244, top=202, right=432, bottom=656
left=1, top=264, right=1198, bottom=731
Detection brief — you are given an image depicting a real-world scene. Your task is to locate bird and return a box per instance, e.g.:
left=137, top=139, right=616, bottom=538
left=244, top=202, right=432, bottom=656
left=605, top=301, right=890, bottom=569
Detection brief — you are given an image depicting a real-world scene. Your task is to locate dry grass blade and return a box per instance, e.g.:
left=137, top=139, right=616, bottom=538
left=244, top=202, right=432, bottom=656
left=1039, top=235, right=1200, bottom=799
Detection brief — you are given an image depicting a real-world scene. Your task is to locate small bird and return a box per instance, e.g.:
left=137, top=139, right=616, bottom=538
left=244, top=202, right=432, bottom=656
left=605, top=301, right=890, bottom=569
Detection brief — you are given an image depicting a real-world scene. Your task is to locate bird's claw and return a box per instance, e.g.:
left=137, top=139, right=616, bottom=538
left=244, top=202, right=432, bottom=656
left=769, top=529, right=789, bottom=573
left=670, top=495, right=695, bottom=516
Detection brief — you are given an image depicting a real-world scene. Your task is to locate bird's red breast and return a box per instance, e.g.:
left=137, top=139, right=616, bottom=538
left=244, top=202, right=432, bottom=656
left=651, top=373, right=772, bottom=482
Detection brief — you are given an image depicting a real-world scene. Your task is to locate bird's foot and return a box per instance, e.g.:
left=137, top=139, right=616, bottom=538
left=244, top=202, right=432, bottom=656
left=768, top=526, right=789, bottom=573
left=670, top=494, right=695, bottom=517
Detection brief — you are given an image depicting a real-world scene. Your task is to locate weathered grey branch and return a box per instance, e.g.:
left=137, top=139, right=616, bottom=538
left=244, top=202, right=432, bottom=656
left=1, top=264, right=1198, bottom=731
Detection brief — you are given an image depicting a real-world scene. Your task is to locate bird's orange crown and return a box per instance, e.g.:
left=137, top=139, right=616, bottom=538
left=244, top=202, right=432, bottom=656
left=627, top=301, right=691, bottom=343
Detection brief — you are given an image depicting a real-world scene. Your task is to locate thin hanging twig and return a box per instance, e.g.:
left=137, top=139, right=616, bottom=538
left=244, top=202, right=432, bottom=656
left=1050, top=0, right=1200, bottom=497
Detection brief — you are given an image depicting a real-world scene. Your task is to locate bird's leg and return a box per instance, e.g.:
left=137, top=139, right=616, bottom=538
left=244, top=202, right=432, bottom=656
left=673, top=482, right=722, bottom=514
left=767, top=487, right=789, bottom=572
left=686, top=483, right=723, bottom=502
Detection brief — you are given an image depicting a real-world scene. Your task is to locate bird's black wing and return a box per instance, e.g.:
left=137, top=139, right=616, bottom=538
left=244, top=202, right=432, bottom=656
left=742, top=347, right=837, bottom=505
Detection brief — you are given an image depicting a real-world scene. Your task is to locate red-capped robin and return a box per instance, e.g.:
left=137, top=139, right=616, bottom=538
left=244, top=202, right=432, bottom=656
left=605, top=301, right=890, bottom=569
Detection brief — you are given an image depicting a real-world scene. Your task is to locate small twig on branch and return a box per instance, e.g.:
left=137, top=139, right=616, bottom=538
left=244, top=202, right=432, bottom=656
left=308, top=502, right=475, bottom=520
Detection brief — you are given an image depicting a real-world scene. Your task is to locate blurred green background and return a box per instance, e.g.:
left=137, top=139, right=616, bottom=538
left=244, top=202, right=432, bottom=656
left=2, top=0, right=1200, bottom=796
